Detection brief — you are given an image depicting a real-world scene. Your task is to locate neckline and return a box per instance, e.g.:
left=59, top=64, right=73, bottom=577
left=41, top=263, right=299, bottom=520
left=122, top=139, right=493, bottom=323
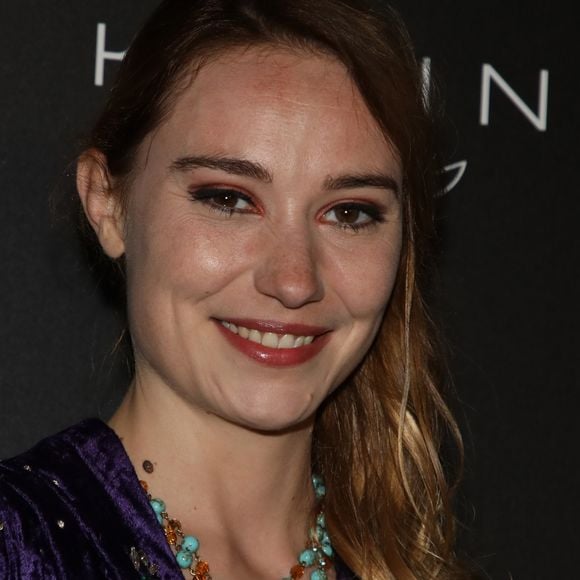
left=85, top=418, right=353, bottom=579
left=78, top=418, right=185, bottom=577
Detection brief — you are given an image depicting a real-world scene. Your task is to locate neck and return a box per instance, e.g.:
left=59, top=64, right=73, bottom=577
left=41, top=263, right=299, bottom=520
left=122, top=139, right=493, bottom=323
left=109, top=374, right=316, bottom=577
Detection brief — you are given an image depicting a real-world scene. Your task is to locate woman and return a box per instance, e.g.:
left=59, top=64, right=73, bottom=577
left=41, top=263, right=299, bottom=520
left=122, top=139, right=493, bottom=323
left=0, top=0, right=469, bottom=578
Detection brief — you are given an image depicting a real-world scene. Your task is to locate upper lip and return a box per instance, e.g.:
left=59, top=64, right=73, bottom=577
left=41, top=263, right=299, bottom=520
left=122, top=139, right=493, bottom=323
left=215, top=318, right=330, bottom=336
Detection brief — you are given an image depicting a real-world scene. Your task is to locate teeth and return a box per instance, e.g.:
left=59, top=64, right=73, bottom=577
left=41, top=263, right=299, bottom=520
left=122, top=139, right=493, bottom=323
left=278, top=334, right=295, bottom=349
left=220, top=321, right=315, bottom=349
left=261, top=332, right=279, bottom=348
left=248, top=329, right=262, bottom=344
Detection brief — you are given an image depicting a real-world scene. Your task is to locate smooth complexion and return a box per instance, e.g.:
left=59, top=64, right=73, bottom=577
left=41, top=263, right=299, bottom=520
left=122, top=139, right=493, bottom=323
left=78, top=47, right=402, bottom=579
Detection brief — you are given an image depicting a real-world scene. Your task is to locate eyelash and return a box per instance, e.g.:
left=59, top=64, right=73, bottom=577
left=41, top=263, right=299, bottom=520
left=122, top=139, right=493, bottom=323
left=188, top=186, right=385, bottom=232
left=188, top=187, right=255, bottom=217
left=323, top=203, right=385, bottom=232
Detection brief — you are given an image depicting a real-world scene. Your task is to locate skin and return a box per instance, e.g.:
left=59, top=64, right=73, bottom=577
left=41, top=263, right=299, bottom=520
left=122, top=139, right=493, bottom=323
left=78, top=47, right=402, bottom=579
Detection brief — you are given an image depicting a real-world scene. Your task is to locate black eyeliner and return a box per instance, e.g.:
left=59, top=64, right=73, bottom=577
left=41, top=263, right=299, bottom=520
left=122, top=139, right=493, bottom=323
left=188, top=186, right=252, bottom=203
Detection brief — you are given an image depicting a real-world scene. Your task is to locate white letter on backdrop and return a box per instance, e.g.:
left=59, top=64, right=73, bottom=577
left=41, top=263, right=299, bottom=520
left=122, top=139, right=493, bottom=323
left=94, top=23, right=126, bottom=87
left=480, top=63, right=549, bottom=131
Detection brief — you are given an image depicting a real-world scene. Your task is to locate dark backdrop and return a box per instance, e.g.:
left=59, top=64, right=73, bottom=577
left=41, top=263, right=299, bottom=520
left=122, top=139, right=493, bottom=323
left=0, top=2, right=577, bottom=579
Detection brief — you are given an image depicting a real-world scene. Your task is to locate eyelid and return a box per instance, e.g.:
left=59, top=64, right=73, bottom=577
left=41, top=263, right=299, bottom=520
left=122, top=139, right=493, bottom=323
left=188, top=185, right=262, bottom=214
left=319, top=200, right=385, bottom=221
left=188, top=185, right=251, bottom=200
left=317, top=202, right=386, bottom=235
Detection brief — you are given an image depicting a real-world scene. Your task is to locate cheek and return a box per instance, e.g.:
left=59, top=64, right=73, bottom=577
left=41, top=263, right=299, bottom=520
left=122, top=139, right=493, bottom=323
left=125, top=212, right=257, bottom=302
left=329, top=235, right=402, bottom=320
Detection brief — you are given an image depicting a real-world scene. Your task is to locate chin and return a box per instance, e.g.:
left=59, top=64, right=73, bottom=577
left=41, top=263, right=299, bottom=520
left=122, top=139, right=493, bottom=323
left=222, top=399, right=317, bottom=434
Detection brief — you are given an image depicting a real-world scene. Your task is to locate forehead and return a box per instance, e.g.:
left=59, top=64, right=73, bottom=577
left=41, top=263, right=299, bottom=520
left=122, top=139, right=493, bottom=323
left=142, top=46, right=398, bottom=179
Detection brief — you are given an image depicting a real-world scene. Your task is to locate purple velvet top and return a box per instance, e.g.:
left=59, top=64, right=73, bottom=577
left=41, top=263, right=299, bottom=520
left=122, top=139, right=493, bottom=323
left=0, top=419, right=355, bottom=579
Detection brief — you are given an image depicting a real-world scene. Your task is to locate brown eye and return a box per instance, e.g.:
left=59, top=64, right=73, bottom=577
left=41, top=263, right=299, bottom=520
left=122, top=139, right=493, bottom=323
left=189, top=187, right=254, bottom=214
left=335, top=207, right=361, bottom=224
left=322, top=202, right=383, bottom=231
left=214, top=191, right=239, bottom=209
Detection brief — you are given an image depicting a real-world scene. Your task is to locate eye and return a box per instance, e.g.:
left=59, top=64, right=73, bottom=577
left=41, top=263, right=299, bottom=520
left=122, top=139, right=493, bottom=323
left=188, top=187, right=255, bottom=216
left=321, top=202, right=384, bottom=232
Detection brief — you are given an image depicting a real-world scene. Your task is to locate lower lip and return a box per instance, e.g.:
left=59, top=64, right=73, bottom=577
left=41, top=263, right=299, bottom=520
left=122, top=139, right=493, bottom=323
left=215, top=321, right=331, bottom=367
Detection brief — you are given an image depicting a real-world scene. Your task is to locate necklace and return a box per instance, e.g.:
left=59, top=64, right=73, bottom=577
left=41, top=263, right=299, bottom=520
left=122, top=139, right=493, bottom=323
left=140, top=463, right=334, bottom=580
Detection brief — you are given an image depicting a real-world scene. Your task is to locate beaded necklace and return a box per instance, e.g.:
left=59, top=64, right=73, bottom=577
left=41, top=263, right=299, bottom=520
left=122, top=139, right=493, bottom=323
left=140, top=462, right=334, bottom=580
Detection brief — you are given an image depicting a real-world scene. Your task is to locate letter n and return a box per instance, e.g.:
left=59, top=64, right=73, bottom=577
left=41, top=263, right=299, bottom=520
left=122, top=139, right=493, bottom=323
left=480, top=63, right=549, bottom=131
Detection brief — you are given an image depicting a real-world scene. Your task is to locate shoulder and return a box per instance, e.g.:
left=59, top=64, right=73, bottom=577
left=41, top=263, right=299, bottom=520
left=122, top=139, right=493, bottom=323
left=0, top=418, right=113, bottom=506
left=0, top=419, right=143, bottom=578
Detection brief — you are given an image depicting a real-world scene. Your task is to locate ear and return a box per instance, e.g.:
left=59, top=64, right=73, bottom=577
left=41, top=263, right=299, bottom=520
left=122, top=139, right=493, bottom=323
left=76, top=149, right=126, bottom=259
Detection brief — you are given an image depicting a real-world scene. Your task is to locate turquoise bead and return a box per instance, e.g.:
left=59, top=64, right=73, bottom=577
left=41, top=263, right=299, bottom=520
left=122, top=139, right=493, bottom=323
left=299, top=548, right=316, bottom=566
left=312, top=474, right=323, bottom=488
left=156, top=513, right=163, bottom=525
left=310, top=569, right=327, bottom=580
left=316, top=513, right=325, bottom=528
left=322, top=544, right=334, bottom=557
left=315, top=484, right=326, bottom=499
left=176, top=550, right=193, bottom=569
left=150, top=499, right=165, bottom=514
left=181, top=535, right=200, bottom=553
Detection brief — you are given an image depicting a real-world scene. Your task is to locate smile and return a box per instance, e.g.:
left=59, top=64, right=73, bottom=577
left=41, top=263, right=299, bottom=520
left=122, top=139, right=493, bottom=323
left=214, top=318, right=331, bottom=367
left=220, top=321, right=315, bottom=349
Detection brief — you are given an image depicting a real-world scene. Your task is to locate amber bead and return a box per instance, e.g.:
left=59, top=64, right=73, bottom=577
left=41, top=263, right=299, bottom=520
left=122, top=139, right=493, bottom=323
left=165, top=529, right=177, bottom=545
left=139, top=480, right=148, bottom=492
left=195, top=560, right=210, bottom=576
left=291, top=564, right=305, bottom=579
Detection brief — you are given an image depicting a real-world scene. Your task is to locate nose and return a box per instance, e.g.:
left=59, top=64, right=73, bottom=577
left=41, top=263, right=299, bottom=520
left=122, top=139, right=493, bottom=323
left=253, top=226, right=324, bottom=309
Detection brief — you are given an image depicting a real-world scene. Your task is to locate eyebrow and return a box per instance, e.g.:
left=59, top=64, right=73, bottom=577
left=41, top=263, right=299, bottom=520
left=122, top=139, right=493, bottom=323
left=170, top=154, right=399, bottom=197
left=170, top=155, right=273, bottom=182
left=323, top=173, right=399, bottom=197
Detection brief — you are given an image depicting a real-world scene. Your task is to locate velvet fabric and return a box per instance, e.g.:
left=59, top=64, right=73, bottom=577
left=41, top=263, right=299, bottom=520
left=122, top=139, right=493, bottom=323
left=0, top=419, right=356, bottom=579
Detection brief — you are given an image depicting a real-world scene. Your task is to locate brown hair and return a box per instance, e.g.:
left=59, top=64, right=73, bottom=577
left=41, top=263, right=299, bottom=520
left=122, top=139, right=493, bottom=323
left=82, top=0, right=469, bottom=577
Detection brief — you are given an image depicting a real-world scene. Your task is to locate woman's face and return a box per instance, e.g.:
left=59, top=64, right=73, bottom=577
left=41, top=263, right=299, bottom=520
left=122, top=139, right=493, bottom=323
left=118, top=47, right=403, bottom=431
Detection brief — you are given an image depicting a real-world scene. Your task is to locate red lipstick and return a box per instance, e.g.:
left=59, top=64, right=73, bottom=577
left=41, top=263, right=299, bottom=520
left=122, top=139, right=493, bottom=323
left=213, top=318, right=331, bottom=367
left=221, top=318, right=328, bottom=336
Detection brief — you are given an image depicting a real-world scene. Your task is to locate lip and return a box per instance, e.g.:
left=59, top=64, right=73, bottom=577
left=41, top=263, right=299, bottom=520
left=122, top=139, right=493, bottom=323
left=218, top=318, right=329, bottom=337
left=213, top=318, right=332, bottom=367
